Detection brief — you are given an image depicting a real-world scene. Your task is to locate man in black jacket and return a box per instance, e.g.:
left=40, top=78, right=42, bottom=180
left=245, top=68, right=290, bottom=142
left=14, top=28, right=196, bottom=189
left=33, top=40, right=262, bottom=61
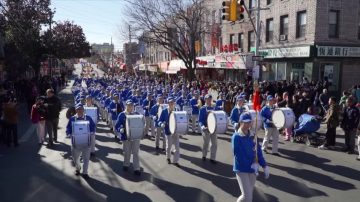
left=44, top=89, right=62, bottom=146
left=341, top=97, right=360, bottom=154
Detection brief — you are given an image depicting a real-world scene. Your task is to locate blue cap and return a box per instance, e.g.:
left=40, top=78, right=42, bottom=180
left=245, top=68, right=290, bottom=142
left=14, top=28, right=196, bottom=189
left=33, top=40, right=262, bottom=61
left=75, top=103, right=84, bottom=110
left=267, top=95, right=274, bottom=101
left=167, top=97, right=175, bottom=102
left=239, top=113, right=252, bottom=123
left=85, top=95, right=92, bottom=99
left=156, top=94, right=163, bottom=100
left=113, top=93, right=119, bottom=97
left=125, top=99, right=133, bottom=105
left=236, top=95, right=245, bottom=101
left=204, top=94, right=212, bottom=99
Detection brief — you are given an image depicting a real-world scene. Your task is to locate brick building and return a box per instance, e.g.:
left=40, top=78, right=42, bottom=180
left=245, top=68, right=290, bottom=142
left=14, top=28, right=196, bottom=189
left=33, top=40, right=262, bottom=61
left=221, top=0, right=360, bottom=93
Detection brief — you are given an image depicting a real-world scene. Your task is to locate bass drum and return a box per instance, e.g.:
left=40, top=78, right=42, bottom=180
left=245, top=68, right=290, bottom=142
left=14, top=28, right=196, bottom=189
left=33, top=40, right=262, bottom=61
left=169, top=111, right=189, bottom=135
left=183, top=106, right=192, bottom=117
left=158, top=104, right=169, bottom=117
left=126, top=115, right=145, bottom=140
left=247, top=110, right=263, bottom=131
left=272, top=108, right=295, bottom=129
left=134, top=106, right=144, bottom=115
left=207, top=111, right=228, bottom=135
left=72, top=121, right=91, bottom=148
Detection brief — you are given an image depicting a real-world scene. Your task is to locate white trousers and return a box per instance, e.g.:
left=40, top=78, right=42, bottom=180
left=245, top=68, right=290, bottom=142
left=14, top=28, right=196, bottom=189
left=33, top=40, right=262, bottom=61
left=145, top=117, right=155, bottom=136
left=202, top=130, right=218, bottom=160
left=236, top=172, right=256, bottom=202
left=262, top=127, right=279, bottom=153
left=112, top=120, right=116, bottom=134
left=191, top=115, right=199, bottom=133
left=123, top=140, right=140, bottom=171
left=36, top=120, right=46, bottom=143
left=166, top=134, right=180, bottom=163
left=156, top=127, right=166, bottom=149
left=90, top=135, right=96, bottom=153
left=72, top=146, right=91, bottom=174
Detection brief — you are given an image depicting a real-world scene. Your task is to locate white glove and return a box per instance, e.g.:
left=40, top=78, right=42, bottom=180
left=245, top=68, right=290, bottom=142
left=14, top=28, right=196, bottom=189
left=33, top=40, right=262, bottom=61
left=233, top=123, right=238, bottom=130
left=120, top=128, right=124, bottom=133
left=161, top=123, right=165, bottom=128
left=251, top=163, right=260, bottom=176
left=266, top=119, right=273, bottom=124
left=152, top=116, right=157, bottom=121
left=263, top=166, right=270, bottom=179
left=201, top=126, right=207, bottom=131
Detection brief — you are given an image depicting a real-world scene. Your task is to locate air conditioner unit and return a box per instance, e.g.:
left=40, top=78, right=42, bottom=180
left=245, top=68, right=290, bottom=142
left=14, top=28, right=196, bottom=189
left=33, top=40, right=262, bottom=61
left=279, top=35, right=288, bottom=41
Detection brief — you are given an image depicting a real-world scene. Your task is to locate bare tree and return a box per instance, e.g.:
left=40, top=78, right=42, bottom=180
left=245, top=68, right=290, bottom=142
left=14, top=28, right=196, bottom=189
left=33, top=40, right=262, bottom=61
left=124, top=0, right=210, bottom=81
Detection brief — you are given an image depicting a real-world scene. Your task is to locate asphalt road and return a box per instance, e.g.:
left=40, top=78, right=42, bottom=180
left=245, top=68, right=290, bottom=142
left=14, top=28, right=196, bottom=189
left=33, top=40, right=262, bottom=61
left=0, top=65, right=359, bottom=202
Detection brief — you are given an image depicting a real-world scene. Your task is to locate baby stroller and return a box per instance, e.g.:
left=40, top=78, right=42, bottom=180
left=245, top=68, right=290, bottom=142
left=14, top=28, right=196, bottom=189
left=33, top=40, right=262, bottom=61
left=291, top=114, right=325, bottom=146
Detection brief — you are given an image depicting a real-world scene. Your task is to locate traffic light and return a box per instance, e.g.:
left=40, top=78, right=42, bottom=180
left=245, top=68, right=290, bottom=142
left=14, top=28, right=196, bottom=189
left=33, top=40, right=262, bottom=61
left=222, top=0, right=237, bottom=22
left=237, top=0, right=245, bottom=20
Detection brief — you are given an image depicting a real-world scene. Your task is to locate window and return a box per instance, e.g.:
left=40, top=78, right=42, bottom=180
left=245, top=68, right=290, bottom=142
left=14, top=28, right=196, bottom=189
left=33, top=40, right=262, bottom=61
left=280, top=15, right=289, bottom=35
left=238, top=33, right=244, bottom=51
left=267, top=0, right=272, bottom=5
left=230, top=34, right=235, bottom=45
left=329, top=10, right=339, bottom=38
left=296, top=11, right=307, bottom=38
left=248, top=31, right=255, bottom=51
left=249, top=0, right=256, bottom=14
left=266, top=18, right=274, bottom=42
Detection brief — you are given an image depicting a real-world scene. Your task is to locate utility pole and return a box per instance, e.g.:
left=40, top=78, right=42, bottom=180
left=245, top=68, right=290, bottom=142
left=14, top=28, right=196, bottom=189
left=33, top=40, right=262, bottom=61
left=49, top=11, right=53, bottom=78
left=254, top=0, right=261, bottom=81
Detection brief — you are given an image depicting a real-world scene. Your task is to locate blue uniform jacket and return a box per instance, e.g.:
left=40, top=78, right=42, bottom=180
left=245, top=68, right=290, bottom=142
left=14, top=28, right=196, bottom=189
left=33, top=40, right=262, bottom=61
left=260, top=105, right=274, bottom=129
left=114, top=111, right=132, bottom=141
left=158, top=108, right=173, bottom=136
left=66, top=115, right=96, bottom=136
left=198, top=105, right=214, bottom=127
left=215, top=100, right=224, bottom=110
left=231, top=131, right=266, bottom=173
left=104, top=97, right=112, bottom=112
left=150, top=104, right=161, bottom=127
left=190, top=98, right=200, bottom=115
left=142, top=99, right=155, bottom=117
left=176, top=97, right=187, bottom=110
left=230, top=106, right=246, bottom=126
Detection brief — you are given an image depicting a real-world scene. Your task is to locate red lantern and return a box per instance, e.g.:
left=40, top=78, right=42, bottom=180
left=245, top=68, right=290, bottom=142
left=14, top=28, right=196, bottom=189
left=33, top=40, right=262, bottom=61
left=224, top=45, right=228, bottom=52
left=233, top=44, right=239, bottom=51
left=220, top=46, right=224, bottom=52
left=229, top=44, right=234, bottom=52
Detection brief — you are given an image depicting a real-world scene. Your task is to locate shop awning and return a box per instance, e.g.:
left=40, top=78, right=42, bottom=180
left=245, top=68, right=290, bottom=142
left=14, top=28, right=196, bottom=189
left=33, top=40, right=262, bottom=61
left=138, top=64, right=147, bottom=71
left=168, top=59, right=187, bottom=71
left=148, top=64, right=158, bottom=72
left=165, top=70, right=178, bottom=74
left=159, top=61, right=169, bottom=72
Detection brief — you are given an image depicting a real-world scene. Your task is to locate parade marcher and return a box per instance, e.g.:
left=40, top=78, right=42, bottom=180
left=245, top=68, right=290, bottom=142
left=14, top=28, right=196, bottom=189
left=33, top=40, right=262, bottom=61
left=115, top=100, right=142, bottom=175
left=232, top=113, right=269, bottom=202
left=199, top=94, right=218, bottom=163
left=31, top=96, right=47, bottom=145
left=143, top=93, right=156, bottom=138
left=230, top=95, right=246, bottom=131
left=341, top=97, right=360, bottom=154
left=158, top=97, right=181, bottom=166
left=85, top=95, right=99, bottom=157
left=215, top=92, right=225, bottom=111
left=109, top=93, right=124, bottom=140
left=66, top=103, right=96, bottom=179
left=319, top=97, right=340, bottom=150
left=150, top=95, right=166, bottom=151
left=44, top=89, right=62, bottom=146
left=260, top=95, right=280, bottom=155
left=190, top=91, right=201, bottom=133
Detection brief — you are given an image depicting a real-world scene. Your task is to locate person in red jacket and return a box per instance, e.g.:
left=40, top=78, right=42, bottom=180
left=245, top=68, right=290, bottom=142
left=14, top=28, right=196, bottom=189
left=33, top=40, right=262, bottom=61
left=31, top=96, right=47, bottom=145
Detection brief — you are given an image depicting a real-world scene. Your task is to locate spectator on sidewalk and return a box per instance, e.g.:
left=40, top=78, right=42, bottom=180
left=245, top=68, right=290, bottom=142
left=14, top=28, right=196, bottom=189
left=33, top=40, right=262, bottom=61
left=1, top=96, right=19, bottom=147
left=318, top=97, right=340, bottom=150
left=31, top=96, right=47, bottom=145
left=341, top=97, right=360, bottom=155
left=44, top=89, right=62, bottom=147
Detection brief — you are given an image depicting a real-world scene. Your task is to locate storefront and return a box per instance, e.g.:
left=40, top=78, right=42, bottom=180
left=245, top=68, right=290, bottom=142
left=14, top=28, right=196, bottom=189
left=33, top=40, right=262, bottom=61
left=215, top=53, right=253, bottom=82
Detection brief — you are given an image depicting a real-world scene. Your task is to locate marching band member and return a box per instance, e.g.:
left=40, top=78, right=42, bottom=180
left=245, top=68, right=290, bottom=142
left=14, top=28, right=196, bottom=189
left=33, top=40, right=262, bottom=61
left=176, top=91, right=187, bottom=111
left=109, top=93, right=124, bottom=140
left=190, top=92, right=201, bottom=133
left=150, top=95, right=166, bottom=151
left=260, top=95, right=280, bottom=155
left=85, top=95, right=99, bottom=157
left=115, top=100, right=142, bottom=176
left=199, top=94, right=218, bottom=164
left=230, top=95, right=247, bottom=131
left=158, top=97, right=180, bottom=167
left=215, top=92, right=225, bottom=111
left=66, top=103, right=96, bottom=179
left=143, top=93, right=156, bottom=138
left=232, top=113, right=269, bottom=202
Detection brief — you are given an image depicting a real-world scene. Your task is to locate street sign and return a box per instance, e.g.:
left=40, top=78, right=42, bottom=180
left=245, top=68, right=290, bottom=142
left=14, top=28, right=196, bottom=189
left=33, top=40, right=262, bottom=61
left=252, top=56, right=263, bottom=61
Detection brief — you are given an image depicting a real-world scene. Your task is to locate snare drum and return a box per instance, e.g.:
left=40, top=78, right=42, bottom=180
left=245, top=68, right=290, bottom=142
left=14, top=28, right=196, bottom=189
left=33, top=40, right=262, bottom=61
left=169, top=111, right=188, bottom=135
left=72, top=121, right=91, bottom=147
left=134, top=106, right=144, bottom=115
left=248, top=110, right=263, bottom=130
left=207, top=111, right=228, bottom=135
left=157, top=104, right=169, bottom=117
left=183, top=106, right=192, bottom=116
left=84, top=107, right=98, bottom=124
left=126, top=115, right=145, bottom=140
left=272, top=108, right=295, bottom=129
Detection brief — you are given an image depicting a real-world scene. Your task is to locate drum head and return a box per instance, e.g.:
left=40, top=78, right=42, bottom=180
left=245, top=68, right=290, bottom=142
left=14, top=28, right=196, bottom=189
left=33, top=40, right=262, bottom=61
left=207, top=113, right=216, bottom=134
left=169, top=113, right=176, bottom=134
left=272, top=109, right=285, bottom=128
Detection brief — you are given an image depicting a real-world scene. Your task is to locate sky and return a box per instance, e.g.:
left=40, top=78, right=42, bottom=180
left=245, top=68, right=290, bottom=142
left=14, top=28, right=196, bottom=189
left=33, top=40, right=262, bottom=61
left=51, top=0, right=128, bottom=51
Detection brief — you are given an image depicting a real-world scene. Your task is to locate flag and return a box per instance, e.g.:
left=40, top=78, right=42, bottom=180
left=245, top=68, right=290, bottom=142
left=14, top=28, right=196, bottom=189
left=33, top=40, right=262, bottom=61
left=252, top=84, right=261, bottom=112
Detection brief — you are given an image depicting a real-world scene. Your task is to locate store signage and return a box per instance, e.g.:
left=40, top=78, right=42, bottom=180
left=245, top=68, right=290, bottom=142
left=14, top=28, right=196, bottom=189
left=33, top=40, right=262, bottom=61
left=259, top=46, right=311, bottom=58
left=317, top=46, right=360, bottom=57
